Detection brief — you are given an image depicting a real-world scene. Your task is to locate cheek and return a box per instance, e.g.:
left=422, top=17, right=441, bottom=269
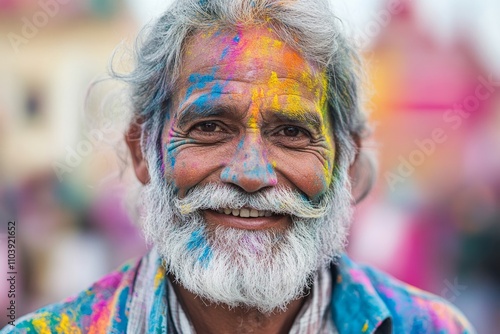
left=270, top=138, right=335, bottom=200
left=164, top=142, right=229, bottom=194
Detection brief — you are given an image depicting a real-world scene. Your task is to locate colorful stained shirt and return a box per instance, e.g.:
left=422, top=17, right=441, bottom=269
left=1, top=249, right=476, bottom=334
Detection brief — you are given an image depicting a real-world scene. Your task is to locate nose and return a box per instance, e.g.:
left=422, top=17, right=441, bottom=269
left=220, top=134, right=278, bottom=193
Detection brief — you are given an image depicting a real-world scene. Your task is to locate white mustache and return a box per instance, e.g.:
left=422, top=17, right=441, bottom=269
left=175, top=183, right=332, bottom=219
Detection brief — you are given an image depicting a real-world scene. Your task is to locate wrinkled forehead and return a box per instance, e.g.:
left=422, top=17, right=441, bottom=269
left=181, top=26, right=326, bottom=85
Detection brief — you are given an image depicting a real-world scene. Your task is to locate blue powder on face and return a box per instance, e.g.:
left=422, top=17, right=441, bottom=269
left=164, top=143, right=177, bottom=169
left=220, top=46, right=231, bottom=60
left=220, top=168, right=230, bottom=181
left=186, top=229, right=212, bottom=267
left=219, top=31, right=241, bottom=61
left=184, top=68, right=229, bottom=108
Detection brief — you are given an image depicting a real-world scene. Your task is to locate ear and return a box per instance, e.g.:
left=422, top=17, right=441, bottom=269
left=125, top=120, right=150, bottom=185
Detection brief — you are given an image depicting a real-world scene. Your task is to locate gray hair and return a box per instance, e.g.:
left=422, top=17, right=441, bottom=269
left=113, top=0, right=374, bottom=201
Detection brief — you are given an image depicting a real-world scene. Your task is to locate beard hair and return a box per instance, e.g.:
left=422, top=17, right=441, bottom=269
left=140, top=160, right=353, bottom=314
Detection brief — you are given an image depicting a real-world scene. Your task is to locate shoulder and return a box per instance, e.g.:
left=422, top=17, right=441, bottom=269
left=1, top=259, right=141, bottom=334
left=359, top=262, right=476, bottom=333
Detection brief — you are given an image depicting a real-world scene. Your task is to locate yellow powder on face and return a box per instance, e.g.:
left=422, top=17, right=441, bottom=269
left=214, top=29, right=335, bottom=181
left=251, top=87, right=265, bottom=102
left=283, top=48, right=307, bottom=72
left=322, top=159, right=334, bottom=185
left=88, top=309, right=111, bottom=334
left=315, top=87, right=321, bottom=101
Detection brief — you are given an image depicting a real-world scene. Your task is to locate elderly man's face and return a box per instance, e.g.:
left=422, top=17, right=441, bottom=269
left=162, top=27, right=335, bottom=231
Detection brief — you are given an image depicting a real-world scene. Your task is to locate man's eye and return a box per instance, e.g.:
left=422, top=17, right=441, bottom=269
left=271, top=125, right=311, bottom=148
left=282, top=126, right=301, bottom=137
left=195, top=122, right=220, bottom=132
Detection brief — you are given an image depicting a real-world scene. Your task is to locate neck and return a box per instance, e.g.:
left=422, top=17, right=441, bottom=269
left=168, top=274, right=308, bottom=334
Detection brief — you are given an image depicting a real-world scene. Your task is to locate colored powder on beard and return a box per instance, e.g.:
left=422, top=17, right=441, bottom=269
left=154, top=267, right=165, bottom=289
left=88, top=299, right=111, bottom=333
left=183, top=55, right=230, bottom=109
left=362, top=321, right=369, bottom=332
left=32, top=315, right=52, bottom=334
left=164, top=143, right=176, bottom=169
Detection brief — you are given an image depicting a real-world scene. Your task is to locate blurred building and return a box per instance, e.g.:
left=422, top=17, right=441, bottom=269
left=0, top=0, right=499, bottom=331
left=347, top=1, right=500, bottom=332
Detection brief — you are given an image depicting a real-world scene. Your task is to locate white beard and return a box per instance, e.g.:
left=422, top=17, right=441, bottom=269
left=141, top=166, right=353, bottom=314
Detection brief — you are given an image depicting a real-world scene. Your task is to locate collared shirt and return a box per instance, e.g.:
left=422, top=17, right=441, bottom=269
left=164, top=259, right=337, bottom=334
left=1, top=249, right=476, bottom=333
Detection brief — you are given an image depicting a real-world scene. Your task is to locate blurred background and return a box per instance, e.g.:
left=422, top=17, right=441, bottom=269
left=0, top=0, right=499, bottom=331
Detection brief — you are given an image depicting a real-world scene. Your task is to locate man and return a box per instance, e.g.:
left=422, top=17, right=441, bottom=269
left=2, top=0, right=476, bottom=333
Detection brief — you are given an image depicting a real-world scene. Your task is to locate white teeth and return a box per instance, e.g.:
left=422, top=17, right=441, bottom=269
left=219, top=208, right=274, bottom=218
left=240, top=208, right=250, bottom=217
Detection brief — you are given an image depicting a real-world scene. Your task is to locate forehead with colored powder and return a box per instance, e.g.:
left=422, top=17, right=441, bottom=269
left=176, top=26, right=330, bottom=114
left=164, top=26, right=337, bottom=198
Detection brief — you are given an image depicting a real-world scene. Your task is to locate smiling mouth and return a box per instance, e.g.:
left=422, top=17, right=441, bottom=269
left=214, top=208, right=274, bottom=218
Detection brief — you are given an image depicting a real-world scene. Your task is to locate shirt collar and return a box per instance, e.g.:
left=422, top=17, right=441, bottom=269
left=127, top=248, right=169, bottom=333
